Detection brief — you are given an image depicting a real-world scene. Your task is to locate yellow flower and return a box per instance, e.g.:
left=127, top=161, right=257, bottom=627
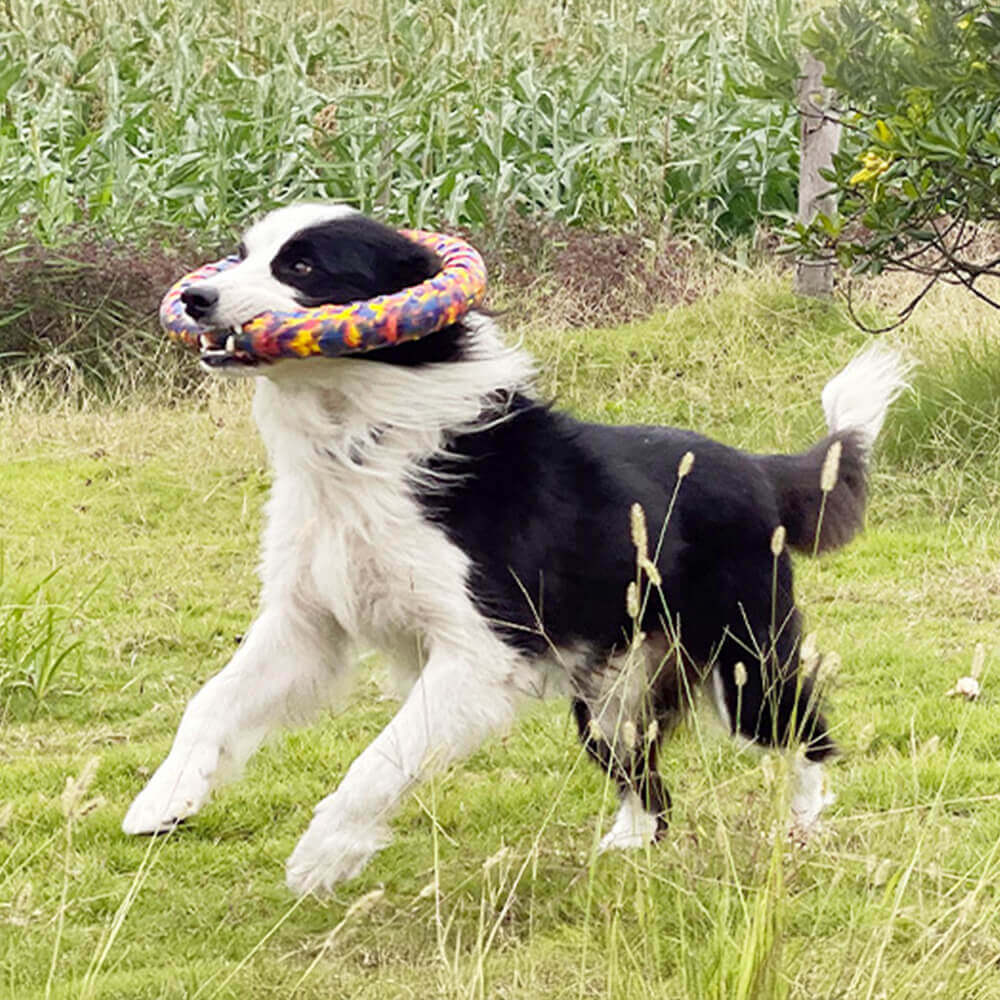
left=874, top=119, right=893, bottom=144
left=850, top=150, right=892, bottom=186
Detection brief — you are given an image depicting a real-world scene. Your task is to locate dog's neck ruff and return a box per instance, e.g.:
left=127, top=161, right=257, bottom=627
left=159, top=230, right=487, bottom=362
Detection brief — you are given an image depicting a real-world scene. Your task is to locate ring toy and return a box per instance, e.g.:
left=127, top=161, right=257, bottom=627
left=159, top=230, right=487, bottom=363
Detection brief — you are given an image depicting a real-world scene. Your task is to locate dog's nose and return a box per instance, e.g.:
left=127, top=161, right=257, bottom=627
left=180, top=285, right=219, bottom=321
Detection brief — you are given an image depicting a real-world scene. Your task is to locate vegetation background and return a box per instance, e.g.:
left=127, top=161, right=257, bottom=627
left=1, top=0, right=999, bottom=997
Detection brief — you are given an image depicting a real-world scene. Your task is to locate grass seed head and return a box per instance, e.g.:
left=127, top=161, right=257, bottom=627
left=626, top=581, right=640, bottom=618
left=483, top=845, right=512, bottom=871
left=630, top=502, right=648, bottom=560
left=640, top=555, right=662, bottom=587
left=971, top=642, right=986, bottom=680
left=343, top=888, right=385, bottom=922
left=820, top=439, right=842, bottom=493
left=760, top=754, right=776, bottom=788
left=60, top=757, right=100, bottom=819
left=734, top=661, right=748, bottom=687
left=770, top=525, right=786, bottom=557
left=621, top=720, right=638, bottom=750
left=677, top=450, right=695, bottom=479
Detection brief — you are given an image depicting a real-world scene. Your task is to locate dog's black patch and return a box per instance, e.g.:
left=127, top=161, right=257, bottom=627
left=271, top=215, right=468, bottom=366
left=417, top=399, right=841, bottom=761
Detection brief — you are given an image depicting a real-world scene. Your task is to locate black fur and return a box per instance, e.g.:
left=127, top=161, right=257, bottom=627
left=760, top=430, right=868, bottom=554
left=272, top=216, right=467, bottom=366
left=417, top=399, right=845, bottom=776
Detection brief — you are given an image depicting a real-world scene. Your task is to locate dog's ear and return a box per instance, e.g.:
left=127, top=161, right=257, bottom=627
left=384, top=237, right=442, bottom=291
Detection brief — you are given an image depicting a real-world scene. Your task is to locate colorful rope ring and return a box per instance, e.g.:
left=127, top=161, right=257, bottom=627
left=158, top=229, right=488, bottom=362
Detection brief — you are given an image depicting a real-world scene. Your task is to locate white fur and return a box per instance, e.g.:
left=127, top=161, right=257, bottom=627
left=710, top=666, right=731, bottom=732
left=599, top=790, right=660, bottom=851
left=789, top=757, right=835, bottom=838
left=821, top=343, right=912, bottom=450
left=124, top=299, right=546, bottom=893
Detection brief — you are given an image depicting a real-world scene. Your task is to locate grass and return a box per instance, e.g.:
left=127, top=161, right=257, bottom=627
left=0, top=551, right=93, bottom=714
left=0, top=0, right=803, bottom=242
left=1, top=268, right=999, bottom=997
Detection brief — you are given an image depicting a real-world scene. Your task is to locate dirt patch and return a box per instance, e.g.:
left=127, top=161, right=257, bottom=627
left=479, top=214, right=710, bottom=327
left=0, top=227, right=213, bottom=394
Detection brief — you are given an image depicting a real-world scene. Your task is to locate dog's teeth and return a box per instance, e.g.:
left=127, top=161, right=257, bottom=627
left=199, top=334, right=211, bottom=351
left=226, top=334, right=236, bottom=354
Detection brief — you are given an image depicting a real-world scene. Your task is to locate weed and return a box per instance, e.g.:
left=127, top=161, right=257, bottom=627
left=0, top=549, right=97, bottom=715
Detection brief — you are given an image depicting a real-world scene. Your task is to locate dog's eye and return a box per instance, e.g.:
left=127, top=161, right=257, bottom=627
left=290, top=259, right=313, bottom=276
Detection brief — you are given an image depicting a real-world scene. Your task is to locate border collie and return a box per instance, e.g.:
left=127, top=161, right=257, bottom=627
left=123, top=203, right=909, bottom=895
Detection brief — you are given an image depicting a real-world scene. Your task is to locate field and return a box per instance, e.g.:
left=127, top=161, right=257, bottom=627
left=3, top=0, right=1000, bottom=996
left=3, top=267, right=1000, bottom=998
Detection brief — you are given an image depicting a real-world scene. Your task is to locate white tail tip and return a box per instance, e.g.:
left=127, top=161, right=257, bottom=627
left=821, top=344, right=913, bottom=451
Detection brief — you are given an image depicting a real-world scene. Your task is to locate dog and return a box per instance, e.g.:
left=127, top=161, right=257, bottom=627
left=123, top=203, right=909, bottom=895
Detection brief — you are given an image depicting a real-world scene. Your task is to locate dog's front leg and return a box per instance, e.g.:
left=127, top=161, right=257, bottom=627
left=286, top=645, right=522, bottom=896
left=123, top=608, right=348, bottom=835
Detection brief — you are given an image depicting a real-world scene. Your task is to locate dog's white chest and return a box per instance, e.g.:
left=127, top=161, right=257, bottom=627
left=250, top=373, right=504, bottom=651
left=310, top=507, right=416, bottom=636
left=259, top=459, right=474, bottom=646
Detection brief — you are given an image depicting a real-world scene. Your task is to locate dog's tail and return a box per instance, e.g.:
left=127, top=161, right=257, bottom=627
left=759, top=345, right=911, bottom=555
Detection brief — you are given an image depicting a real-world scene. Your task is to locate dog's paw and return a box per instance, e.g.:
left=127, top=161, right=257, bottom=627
left=789, top=766, right=836, bottom=844
left=121, top=747, right=218, bottom=835
left=598, top=792, right=660, bottom=852
left=285, top=820, right=389, bottom=897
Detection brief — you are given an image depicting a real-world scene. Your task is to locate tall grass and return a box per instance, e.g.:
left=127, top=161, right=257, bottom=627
left=0, top=549, right=96, bottom=715
left=0, top=0, right=803, bottom=243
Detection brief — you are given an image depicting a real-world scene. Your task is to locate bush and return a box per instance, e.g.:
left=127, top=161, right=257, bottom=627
left=0, top=230, right=207, bottom=398
left=787, top=1, right=1000, bottom=323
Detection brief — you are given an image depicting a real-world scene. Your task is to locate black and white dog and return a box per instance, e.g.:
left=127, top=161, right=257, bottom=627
left=123, top=203, right=908, bottom=895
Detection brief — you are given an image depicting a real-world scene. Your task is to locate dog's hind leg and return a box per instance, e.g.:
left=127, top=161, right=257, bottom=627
left=122, top=608, right=350, bottom=835
left=285, top=641, right=525, bottom=895
left=711, top=630, right=836, bottom=838
left=572, top=698, right=672, bottom=851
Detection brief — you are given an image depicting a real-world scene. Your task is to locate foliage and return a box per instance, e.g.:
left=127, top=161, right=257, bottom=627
left=0, top=549, right=95, bottom=714
left=0, top=0, right=801, bottom=244
left=786, top=0, right=1000, bottom=325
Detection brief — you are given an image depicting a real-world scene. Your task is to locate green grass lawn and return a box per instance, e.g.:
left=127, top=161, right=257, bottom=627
left=2, top=270, right=999, bottom=998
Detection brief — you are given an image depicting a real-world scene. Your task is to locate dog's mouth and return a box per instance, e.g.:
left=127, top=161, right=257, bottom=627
left=197, top=329, right=262, bottom=370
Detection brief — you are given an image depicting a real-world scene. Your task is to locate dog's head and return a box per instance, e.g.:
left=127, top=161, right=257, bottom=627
left=181, top=203, right=466, bottom=371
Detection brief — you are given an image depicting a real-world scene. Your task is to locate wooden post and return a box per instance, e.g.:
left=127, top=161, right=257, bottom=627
left=795, top=54, right=841, bottom=297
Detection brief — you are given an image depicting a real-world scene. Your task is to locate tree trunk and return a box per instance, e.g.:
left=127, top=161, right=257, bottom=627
left=795, top=54, right=841, bottom=298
